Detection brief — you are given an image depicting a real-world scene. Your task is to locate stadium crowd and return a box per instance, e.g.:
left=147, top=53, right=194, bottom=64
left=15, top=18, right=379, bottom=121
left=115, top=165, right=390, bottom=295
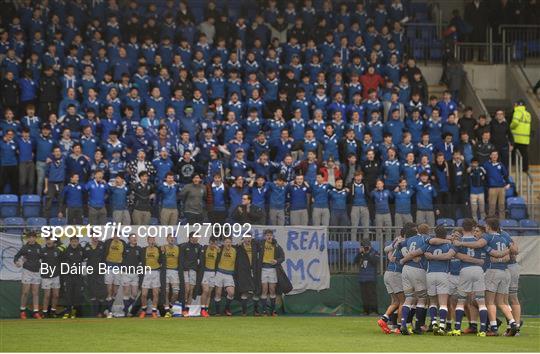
left=0, top=0, right=533, bottom=230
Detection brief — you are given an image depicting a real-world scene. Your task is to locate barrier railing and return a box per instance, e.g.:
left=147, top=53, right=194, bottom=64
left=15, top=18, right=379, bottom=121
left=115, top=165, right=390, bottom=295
left=454, top=41, right=513, bottom=64
left=3, top=224, right=539, bottom=276
left=500, top=25, right=540, bottom=64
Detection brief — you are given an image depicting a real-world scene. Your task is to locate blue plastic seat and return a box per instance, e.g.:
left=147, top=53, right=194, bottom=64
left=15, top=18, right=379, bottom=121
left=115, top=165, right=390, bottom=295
left=2, top=217, right=25, bottom=234
left=49, top=217, right=67, bottom=226
left=21, top=195, right=41, bottom=218
left=436, top=218, right=456, bottom=227
left=507, top=197, right=527, bottom=220
left=327, top=240, right=340, bottom=264
left=519, top=219, right=539, bottom=236
left=26, top=217, right=47, bottom=231
left=343, top=241, right=360, bottom=264
left=369, top=240, right=380, bottom=253
left=0, top=194, right=19, bottom=218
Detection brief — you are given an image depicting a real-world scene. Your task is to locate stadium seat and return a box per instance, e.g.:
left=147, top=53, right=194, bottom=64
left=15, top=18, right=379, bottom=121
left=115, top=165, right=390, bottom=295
left=49, top=217, right=66, bottom=226
left=343, top=241, right=360, bottom=264
left=2, top=217, right=25, bottom=234
left=0, top=194, right=19, bottom=218
left=370, top=240, right=381, bottom=254
left=519, top=219, right=539, bottom=236
left=436, top=218, right=455, bottom=227
left=26, top=217, right=47, bottom=231
left=500, top=219, right=519, bottom=236
left=21, top=195, right=41, bottom=218
left=327, top=240, right=340, bottom=264
left=507, top=197, right=527, bottom=220
left=505, top=176, right=516, bottom=198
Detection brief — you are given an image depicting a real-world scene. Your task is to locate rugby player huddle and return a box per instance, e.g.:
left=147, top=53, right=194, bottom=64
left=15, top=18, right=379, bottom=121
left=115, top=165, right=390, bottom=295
left=14, top=229, right=291, bottom=319
left=378, top=218, right=521, bottom=337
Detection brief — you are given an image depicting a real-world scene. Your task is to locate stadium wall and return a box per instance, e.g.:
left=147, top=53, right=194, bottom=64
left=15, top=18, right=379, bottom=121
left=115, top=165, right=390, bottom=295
left=1, top=275, right=539, bottom=319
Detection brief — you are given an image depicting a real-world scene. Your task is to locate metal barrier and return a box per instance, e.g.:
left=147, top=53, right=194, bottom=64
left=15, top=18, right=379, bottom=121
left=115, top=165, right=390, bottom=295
left=325, top=225, right=540, bottom=275
left=500, top=25, right=540, bottom=64
left=509, top=149, right=536, bottom=219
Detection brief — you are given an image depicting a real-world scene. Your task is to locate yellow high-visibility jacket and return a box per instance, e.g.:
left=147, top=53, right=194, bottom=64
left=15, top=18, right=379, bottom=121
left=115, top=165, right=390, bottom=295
left=510, top=105, right=531, bottom=145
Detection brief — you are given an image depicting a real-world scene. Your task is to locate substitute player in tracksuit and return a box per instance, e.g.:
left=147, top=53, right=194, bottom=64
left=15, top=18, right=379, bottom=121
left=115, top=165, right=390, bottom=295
left=121, top=235, right=142, bottom=317
left=179, top=233, right=202, bottom=316
left=83, top=236, right=107, bottom=317
left=424, top=225, right=457, bottom=336
left=60, top=237, right=85, bottom=319
left=235, top=236, right=259, bottom=316
left=14, top=231, right=42, bottom=319
left=139, top=237, right=164, bottom=318
left=40, top=238, right=61, bottom=318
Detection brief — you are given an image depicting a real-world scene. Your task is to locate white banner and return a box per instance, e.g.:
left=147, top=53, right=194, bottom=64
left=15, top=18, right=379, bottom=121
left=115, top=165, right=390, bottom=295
left=251, top=226, right=331, bottom=295
left=0, top=226, right=331, bottom=295
left=513, top=236, right=540, bottom=275
left=0, top=233, right=23, bottom=281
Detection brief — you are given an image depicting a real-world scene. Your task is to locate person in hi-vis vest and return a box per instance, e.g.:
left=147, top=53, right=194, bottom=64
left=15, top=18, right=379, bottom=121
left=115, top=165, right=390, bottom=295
left=510, top=100, right=531, bottom=172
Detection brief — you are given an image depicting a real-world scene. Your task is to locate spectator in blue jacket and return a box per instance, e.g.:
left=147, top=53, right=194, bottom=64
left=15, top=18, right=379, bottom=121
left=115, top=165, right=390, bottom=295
left=0, top=129, right=19, bottom=194
left=414, top=171, right=437, bottom=226
left=44, top=146, right=66, bottom=217
left=62, top=173, right=84, bottom=224
left=267, top=175, right=287, bottom=225
left=85, top=169, right=108, bottom=225
left=158, top=172, right=180, bottom=225
left=17, top=128, right=35, bottom=194
left=329, top=178, right=350, bottom=226
left=109, top=174, right=130, bottom=225
left=393, top=178, right=414, bottom=229
left=371, top=179, right=393, bottom=243
left=354, top=239, right=379, bottom=315
left=483, top=150, right=510, bottom=218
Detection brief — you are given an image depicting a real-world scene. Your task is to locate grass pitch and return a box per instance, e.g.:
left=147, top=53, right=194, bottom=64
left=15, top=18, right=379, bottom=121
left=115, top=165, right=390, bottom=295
left=1, top=316, right=539, bottom=352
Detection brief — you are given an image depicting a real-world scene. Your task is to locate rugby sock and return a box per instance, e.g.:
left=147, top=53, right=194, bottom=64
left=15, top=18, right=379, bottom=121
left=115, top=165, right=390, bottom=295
left=214, top=299, right=221, bottom=314
left=259, top=297, right=267, bottom=313
left=123, top=298, right=130, bottom=313
left=225, top=297, right=232, bottom=311
left=20, top=307, right=26, bottom=311
left=469, top=321, right=478, bottom=330
left=241, top=299, right=248, bottom=314
left=50, top=308, right=57, bottom=315
left=429, top=306, right=438, bottom=324
left=254, top=301, right=259, bottom=313
left=439, top=306, right=448, bottom=326
left=455, top=307, right=465, bottom=331
left=446, top=322, right=452, bottom=331
left=490, top=320, right=498, bottom=333
left=270, top=297, right=276, bottom=313
left=415, top=306, right=427, bottom=330
left=381, top=314, right=390, bottom=323
left=107, top=297, right=114, bottom=312
left=401, top=305, right=410, bottom=328
left=407, top=307, right=415, bottom=324
left=479, top=308, right=488, bottom=332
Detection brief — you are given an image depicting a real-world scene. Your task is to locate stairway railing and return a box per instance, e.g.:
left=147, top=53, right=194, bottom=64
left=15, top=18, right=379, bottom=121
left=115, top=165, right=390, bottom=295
left=510, top=149, right=535, bottom=217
